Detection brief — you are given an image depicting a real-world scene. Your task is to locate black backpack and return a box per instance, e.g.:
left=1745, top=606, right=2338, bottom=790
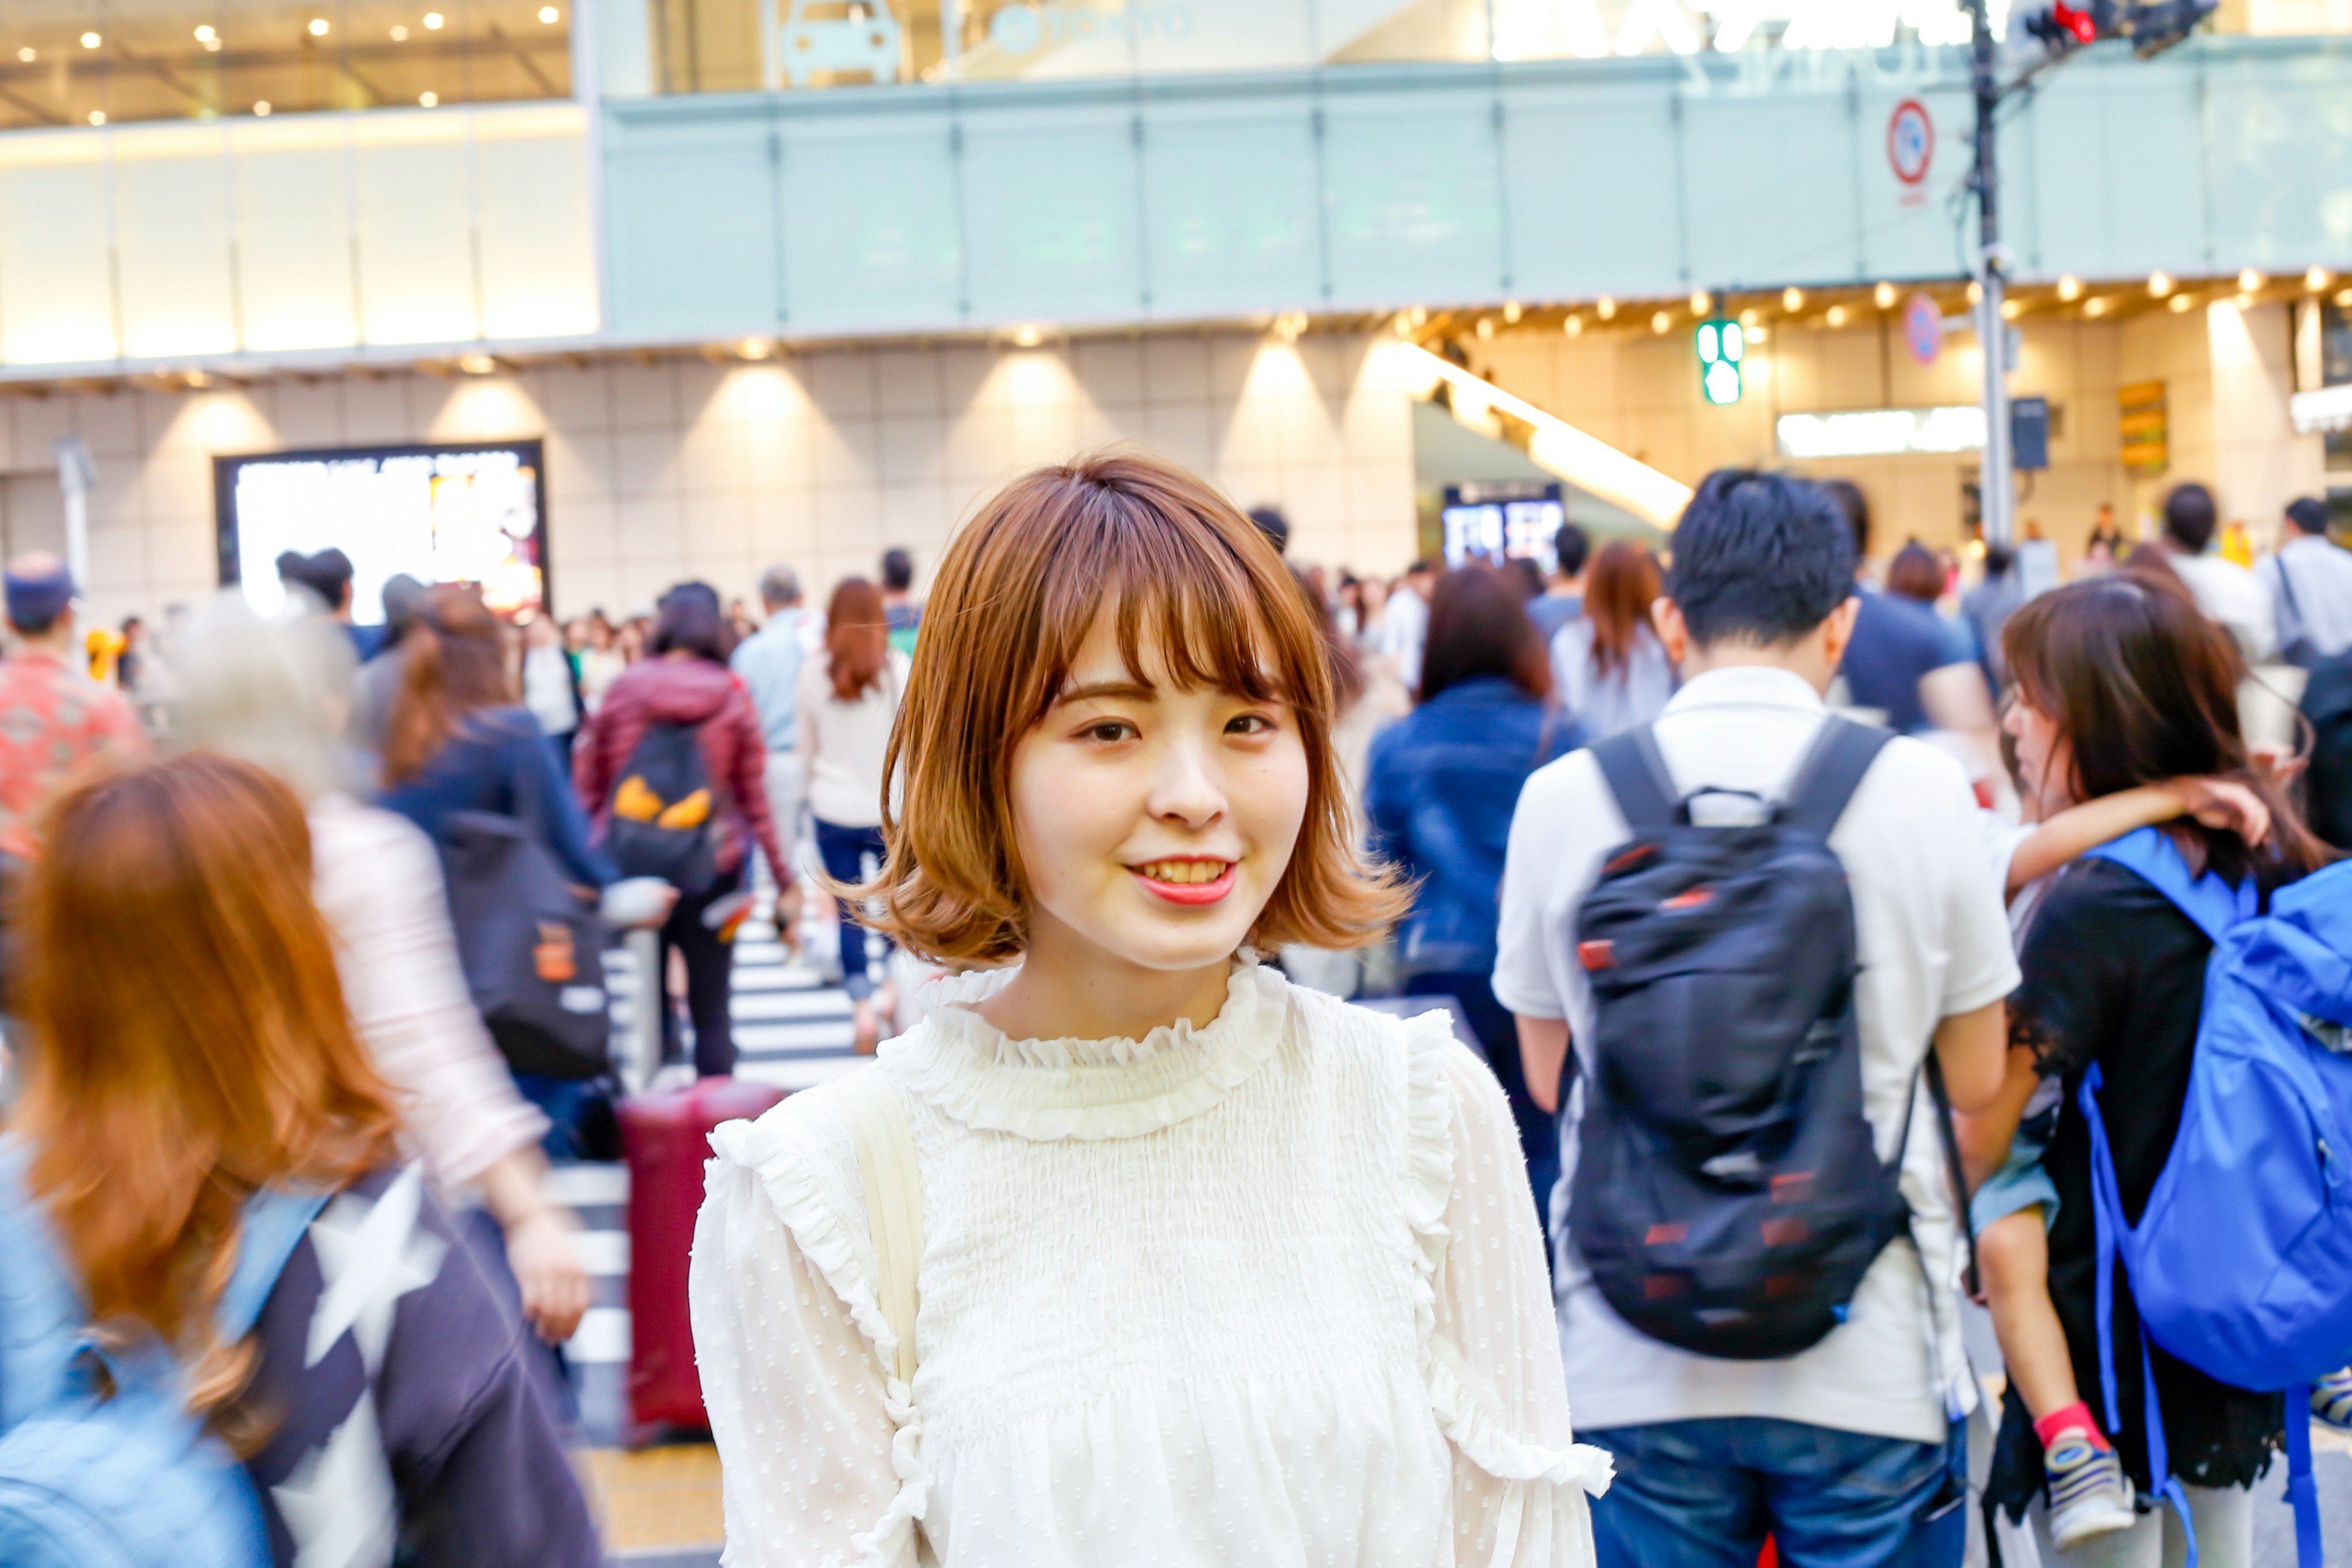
left=1569, top=717, right=1910, bottom=1360
left=2298, top=651, right=2352, bottom=851
left=604, top=720, right=720, bottom=895
left=437, top=809, right=612, bottom=1081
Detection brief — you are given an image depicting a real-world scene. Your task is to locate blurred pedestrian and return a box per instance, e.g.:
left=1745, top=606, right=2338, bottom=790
left=1248, top=504, right=1291, bottom=558
left=277, top=546, right=386, bottom=662
left=114, top=615, right=145, bottom=694
left=0, top=554, right=143, bottom=864
left=173, top=594, right=592, bottom=1345
left=1528, top=521, right=1591, bottom=644
left=1495, top=469, right=2013, bottom=1568
left=617, top=616, right=649, bottom=665
left=2258, top=496, right=2352, bottom=669
left=1967, top=571, right=2332, bottom=1566
left=880, top=547, right=923, bottom=656
left=691, top=451, right=1607, bottom=1567
left=1381, top=557, right=1439, bottom=695
left=521, top=612, right=583, bottom=771
left=578, top=586, right=790, bottom=1077
left=578, top=609, right=627, bottom=712
left=349, top=573, right=426, bottom=757
left=2157, top=483, right=2274, bottom=662
left=732, top=565, right=813, bottom=914
left=1, top=752, right=601, bottom=1567
left=1964, top=541, right=2025, bottom=690
left=1550, top=540, right=1673, bottom=741
left=1366, top=562, right=1578, bottom=1208
left=799, top=577, right=909, bottom=1052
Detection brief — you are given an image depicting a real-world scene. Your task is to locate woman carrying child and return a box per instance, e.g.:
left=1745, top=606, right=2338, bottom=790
left=1959, top=564, right=2344, bottom=1567
left=689, top=452, right=1611, bottom=1566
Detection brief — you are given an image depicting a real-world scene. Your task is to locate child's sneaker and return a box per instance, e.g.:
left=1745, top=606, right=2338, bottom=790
left=2045, top=1428, right=2137, bottom=1550
left=2315, top=1369, right=2352, bottom=1433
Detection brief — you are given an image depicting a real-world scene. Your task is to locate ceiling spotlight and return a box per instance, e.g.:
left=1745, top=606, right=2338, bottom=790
left=2057, top=274, right=2082, bottom=301
left=1826, top=304, right=1849, bottom=328
left=391, top=23, right=408, bottom=37
left=735, top=338, right=772, bottom=361
left=1273, top=309, right=1308, bottom=342
left=1012, top=324, right=1042, bottom=347
left=538, top=4, right=560, bottom=17
left=1782, top=286, right=1804, bottom=312
left=1650, top=309, right=1672, bottom=334
left=458, top=353, right=496, bottom=374
left=1409, top=305, right=1427, bottom=327
left=86, top=110, right=104, bottom=125
left=1746, top=324, right=1769, bottom=343
left=2339, top=287, right=2352, bottom=307
left=194, top=24, right=217, bottom=42
left=1502, top=300, right=1521, bottom=324
left=80, top=31, right=100, bottom=48
left=2237, top=268, right=2263, bottom=295
left=2148, top=271, right=2174, bottom=298
left=254, top=99, right=272, bottom=115
left=16, top=46, right=32, bottom=61
left=1563, top=314, right=1583, bottom=337
left=2304, top=266, right=2331, bottom=292
left=2001, top=298, right=2024, bottom=320
left=1688, top=290, right=1709, bottom=316
left=1596, top=296, right=1617, bottom=321
left=1740, top=307, right=1760, bottom=328
left=418, top=89, right=439, bottom=106
left=307, top=17, right=329, bottom=34
left=2083, top=296, right=2109, bottom=317
left=184, top=369, right=213, bottom=389
left=2168, top=292, right=2193, bottom=313
left=1967, top=280, right=1984, bottom=305
left=423, top=10, right=445, bottom=27
left=1475, top=316, right=1494, bottom=339
left=1874, top=281, right=1896, bottom=309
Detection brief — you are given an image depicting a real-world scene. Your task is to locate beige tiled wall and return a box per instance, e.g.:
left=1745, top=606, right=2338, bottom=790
left=0, top=328, right=1422, bottom=631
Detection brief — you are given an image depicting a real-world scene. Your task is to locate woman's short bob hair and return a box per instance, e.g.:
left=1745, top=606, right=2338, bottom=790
left=868, top=449, right=1406, bottom=963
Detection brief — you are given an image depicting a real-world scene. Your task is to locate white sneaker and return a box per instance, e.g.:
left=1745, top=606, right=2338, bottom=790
left=2046, top=1428, right=2137, bottom=1550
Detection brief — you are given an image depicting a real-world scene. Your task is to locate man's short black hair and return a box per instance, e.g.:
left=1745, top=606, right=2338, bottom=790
left=1246, top=507, right=1291, bottom=556
left=880, top=548, right=915, bottom=593
left=1983, top=541, right=2016, bottom=577
left=1667, top=470, right=1857, bottom=648
left=1553, top=522, right=1591, bottom=579
left=1816, top=478, right=1870, bottom=562
left=2286, top=496, right=2330, bottom=537
left=2163, top=483, right=2217, bottom=554
left=277, top=547, right=354, bottom=611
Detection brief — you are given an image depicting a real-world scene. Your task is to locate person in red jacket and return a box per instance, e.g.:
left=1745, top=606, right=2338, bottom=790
left=576, top=584, right=794, bottom=1077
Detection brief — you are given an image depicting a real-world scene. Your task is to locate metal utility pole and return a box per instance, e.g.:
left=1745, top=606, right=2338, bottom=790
left=1965, top=0, right=2016, bottom=549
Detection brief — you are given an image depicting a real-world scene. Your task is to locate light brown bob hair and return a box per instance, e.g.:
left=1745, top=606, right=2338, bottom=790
left=865, top=450, right=1406, bottom=963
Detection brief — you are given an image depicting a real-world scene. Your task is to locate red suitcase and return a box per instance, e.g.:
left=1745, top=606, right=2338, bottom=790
left=619, top=1076, right=787, bottom=1438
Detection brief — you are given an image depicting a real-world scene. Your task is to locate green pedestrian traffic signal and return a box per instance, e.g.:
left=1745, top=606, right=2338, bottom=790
left=1696, top=318, right=1744, bottom=405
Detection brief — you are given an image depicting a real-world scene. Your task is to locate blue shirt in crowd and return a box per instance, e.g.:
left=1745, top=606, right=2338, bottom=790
left=730, top=606, right=809, bottom=752
left=1839, top=587, right=1970, bottom=735
left=377, top=706, right=617, bottom=888
left=1365, top=676, right=1580, bottom=976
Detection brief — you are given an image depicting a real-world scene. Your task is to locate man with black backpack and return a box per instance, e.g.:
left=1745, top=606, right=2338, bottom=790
left=1493, top=470, right=2016, bottom=1568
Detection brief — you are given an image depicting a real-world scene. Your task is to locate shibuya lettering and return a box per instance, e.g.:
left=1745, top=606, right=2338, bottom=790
left=1493, top=0, right=2016, bottom=56
left=989, top=1, right=1194, bottom=53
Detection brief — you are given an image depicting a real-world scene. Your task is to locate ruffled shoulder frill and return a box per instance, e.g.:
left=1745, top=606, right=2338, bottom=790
left=706, top=1074, right=929, bottom=1567
left=875, top=959, right=1291, bottom=1142
left=1388, top=1006, right=1617, bottom=1506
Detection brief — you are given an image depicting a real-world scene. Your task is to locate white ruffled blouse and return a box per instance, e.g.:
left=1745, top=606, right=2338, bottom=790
left=688, top=960, right=1611, bottom=1567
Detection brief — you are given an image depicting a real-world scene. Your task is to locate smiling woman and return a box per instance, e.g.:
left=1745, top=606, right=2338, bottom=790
left=688, top=448, right=1615, bottom=1568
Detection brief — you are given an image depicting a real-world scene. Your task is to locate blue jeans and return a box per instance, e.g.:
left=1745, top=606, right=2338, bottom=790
left=1588, top=1418, right=1966, bottom=1568
left=814, top=818, right=892, bottom=1000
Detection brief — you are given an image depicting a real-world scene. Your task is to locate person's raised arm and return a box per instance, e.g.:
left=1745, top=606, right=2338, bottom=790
left=2003, top=778, right=2269, bottom=897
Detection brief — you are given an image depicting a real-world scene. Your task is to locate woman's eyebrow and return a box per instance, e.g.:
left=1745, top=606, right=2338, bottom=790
left=1054, top=678, right=1157, bottom=706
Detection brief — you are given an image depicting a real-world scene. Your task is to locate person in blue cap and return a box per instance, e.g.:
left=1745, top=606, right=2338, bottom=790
left=0, top=552, right=143, bottom=864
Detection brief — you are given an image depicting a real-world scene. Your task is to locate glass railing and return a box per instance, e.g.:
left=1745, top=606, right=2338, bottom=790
left=0, top=0, right=571, bottom=129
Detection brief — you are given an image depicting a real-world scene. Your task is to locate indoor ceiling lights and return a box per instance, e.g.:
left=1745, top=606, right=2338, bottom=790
left=1782, top=286, right=1804, bottom=312
left=2237, top=268, right=2264, bottom=294
left=2057, top=275, right=2082, bottom=301
left=1874, top=282, right=1896, bottom=309
left=458, top=353, right=496, bottom=374
left=1596, top=296, right=1616, bottom=320
left=2148, top=271, right=2174, bottom=297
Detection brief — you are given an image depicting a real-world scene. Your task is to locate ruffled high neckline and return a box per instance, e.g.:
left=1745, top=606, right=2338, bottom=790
left=877, top=960, right=1291, bottom=1142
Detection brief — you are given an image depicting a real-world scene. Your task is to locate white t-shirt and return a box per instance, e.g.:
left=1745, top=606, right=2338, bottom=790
left=797, top=649, right=910, bottom=829
left=1491, top=665, right=2019, bottom=1445
left=2169, top=551, right=2276, bottom=663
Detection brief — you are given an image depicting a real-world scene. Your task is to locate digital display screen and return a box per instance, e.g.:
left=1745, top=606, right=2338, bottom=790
left=214, top=440, right=549, bottom=623
left=1441, top=482, right=1565, bottom=572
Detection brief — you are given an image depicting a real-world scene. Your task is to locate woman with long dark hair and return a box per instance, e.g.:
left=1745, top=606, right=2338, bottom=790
left=1548, top=540, right=1673, bottom=741
left=0, top=754, right=598, bottom=1566
left=798, top=576, right=912, bottom=1052
left=576, top=584, right=789, bottom=1078
left=1367, top=562, right=1578, bottom=1210
left=1969, top=570, right=2335, bottom=1567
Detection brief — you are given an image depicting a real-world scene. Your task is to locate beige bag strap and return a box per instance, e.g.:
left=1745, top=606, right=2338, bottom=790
left=834, top=1066, right=924, bottom=1385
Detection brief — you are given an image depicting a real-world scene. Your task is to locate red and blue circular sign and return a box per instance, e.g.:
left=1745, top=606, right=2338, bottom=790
left=1904, top=293, right=1943, bottom=364
left=1888, top=100, right=1934, bottom=186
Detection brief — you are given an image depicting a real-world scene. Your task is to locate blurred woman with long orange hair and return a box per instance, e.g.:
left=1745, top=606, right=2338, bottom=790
left=0, top=753, right=598, bottom=1567
left=797, top=576, right=911, bottom=1051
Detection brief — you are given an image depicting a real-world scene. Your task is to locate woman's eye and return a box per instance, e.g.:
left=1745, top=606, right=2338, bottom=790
left=1081, top=720, right=1136, bottom=744
left=1226, top=712, right=1278, bottom=736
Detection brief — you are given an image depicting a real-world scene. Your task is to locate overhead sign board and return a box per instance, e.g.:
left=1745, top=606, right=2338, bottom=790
left=2119, top=380, right=2169, bottom=475
left=1777, top=405, right=1987, bottom=459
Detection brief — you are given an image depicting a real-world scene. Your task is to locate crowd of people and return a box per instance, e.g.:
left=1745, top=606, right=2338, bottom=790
left=0, top=451, right=2346, bottom=1568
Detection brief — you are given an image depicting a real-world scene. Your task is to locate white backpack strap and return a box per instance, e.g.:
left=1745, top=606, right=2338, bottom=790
left=833, top=1068, right=924, bottom=1385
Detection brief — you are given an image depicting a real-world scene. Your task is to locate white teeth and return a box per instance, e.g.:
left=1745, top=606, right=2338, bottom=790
left=1139, top=859, right=1227, bottom=884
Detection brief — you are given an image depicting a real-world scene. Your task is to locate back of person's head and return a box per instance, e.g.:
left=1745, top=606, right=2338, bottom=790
left=1983, top=541, right=2017, bottom=578
left=172, top=592, right=358, bottom=803
left=652, top=583, right=731, bottom=664
left=1247, top=507, right=1291, bottom=557
left=2003, top=571, right=2333, bottom=884
left=1420, top=562, right=1551, bottom=703
left=1555, top=522, right=1592, bottom=580
left=1885, top=541, right=1944, bottom=605
left=2163, top=483, right=2218, bottom=554
left=880, top=548, right=916, bottom=595
left=1292, top=564, right=1365, bottom=712
left=1818, top=478, right=1871, bottom=564
left=2286, top=497, right=2330, bottom=537
left=277, top=548, right=354, bottom=612
left=13, top=752, right=399, bottom=1398
left=760, top=564, right=802, bottom=609
left=1503, top=556, right=1546, bottom=602
left=1667, top=470, right=1856, bottom=648
left=382, top=584, right=513, bottom=786
left=380, top=573, right=426, bottom=639
left=4, top=552, right=75, bottom=637
left=863, top=448, right=1401, bottom=963
left=1585, top=540, right=1664, bottom=677
left=826, top=577, right=889, bottom=701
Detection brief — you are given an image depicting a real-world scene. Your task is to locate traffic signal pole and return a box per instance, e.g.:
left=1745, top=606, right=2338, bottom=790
left=1966, top=0, right=2017, bottom=549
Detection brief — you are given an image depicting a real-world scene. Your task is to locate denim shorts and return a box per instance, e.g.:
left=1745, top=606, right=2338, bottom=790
left=1969, top=1115, right=2059, bottom=1233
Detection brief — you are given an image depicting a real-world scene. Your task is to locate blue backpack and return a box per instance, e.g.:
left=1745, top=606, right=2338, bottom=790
left=0, top=1141, right=326, bottom=1568
left=2076, top=828, right=2352, bottom=1568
